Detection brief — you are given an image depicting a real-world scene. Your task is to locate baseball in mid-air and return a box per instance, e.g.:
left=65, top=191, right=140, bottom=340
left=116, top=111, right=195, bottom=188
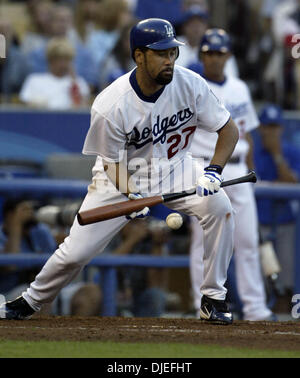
left=166, top=213, right=183, bottom=230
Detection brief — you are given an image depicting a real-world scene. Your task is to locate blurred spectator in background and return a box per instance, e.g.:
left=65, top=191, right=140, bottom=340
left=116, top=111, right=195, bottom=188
left=177, top=6, right=239, bottom=78
left=183, top=0, right=208, bottom=10
left=69, top=282, right=102, bottom=316
left=80, top=0, right=133, bottom=80
left=109, top=218, right=172, bottom=317
left=254, top=104, right=300, bottom=298
left=0, top=19, right=29, bottom=103
left=221, top=0, right=264, bottom=99
left=47, top=3, right=80, bottom=47
left=281, top=34, right=300, bottom=109
left=74, top=0, right=103, bottom=43
left=176, top=5, right=209, bottom=68
left=0, top=198, right=57, bottom=300
left=27, top=4, right=99, bottom=89
left=272, top=0, right=299, bottom=45
left=21, top=0, right=54, bottom=55
left=51, top=279, right=102, bottom=316
left=19, top=37, right=90, bottom=109
left=99, top=21, right=136, bottom=89
left=256, top=0, right=280, bottom=102
left=262, top=0, right=300, bottom=108
left=0, top=195, right=102, bottom=317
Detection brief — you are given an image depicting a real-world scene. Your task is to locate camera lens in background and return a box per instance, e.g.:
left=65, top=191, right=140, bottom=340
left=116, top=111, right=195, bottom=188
left=35, top=202, right=81, bottom=227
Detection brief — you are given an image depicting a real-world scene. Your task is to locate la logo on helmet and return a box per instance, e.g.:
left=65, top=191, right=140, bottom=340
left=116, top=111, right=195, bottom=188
left=164, top=25, right=174, bottom=38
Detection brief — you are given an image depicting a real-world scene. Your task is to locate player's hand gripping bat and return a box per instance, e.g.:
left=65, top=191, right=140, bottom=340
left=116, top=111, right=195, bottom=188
left=77, top=171, right=257, bottom=226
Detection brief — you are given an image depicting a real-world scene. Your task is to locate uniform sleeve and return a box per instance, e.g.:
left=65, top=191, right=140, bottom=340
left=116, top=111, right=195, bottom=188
left=195, top=78, right=231, bottom=132
left=82, top=108, right=127, bottom=162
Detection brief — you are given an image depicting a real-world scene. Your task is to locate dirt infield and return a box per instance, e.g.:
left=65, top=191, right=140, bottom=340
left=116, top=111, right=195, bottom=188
left=0, top=316, right=300, bottom=351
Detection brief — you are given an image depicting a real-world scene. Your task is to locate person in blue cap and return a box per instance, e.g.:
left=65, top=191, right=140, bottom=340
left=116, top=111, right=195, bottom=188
left=256, top=104, right=299, bottom=184
left=175, top=5, right=209, bottom=68
left=189, top=28, right=274, bottom=321
left=254, top=103, right=300, bottom=297
left=183, top=9, right=239, bottom=78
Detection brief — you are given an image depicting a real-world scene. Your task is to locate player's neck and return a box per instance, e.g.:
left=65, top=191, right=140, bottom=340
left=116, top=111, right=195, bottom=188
left=136, top=69, right=163, bottom=96
left=203, top=71, right=226, bottom=84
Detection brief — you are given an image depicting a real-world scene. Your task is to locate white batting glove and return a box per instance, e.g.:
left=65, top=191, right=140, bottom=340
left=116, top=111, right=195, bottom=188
left=126, top=193, right=150, bottom=220
left=196, top=165, right=223, bottom=197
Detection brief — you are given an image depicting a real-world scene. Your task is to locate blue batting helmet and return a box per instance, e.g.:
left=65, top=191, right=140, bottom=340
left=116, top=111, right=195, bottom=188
left=200, top=28, right=231, bottom=53
left=259, top=104, right=283, bottom=125
left=130, top=18, right=185, bottom=60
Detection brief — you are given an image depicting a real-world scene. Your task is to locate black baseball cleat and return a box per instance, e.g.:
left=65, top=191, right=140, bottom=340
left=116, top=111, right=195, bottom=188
left=199, top=295, right=233, bottom=325
left=0, top=296, right=35, bottom=320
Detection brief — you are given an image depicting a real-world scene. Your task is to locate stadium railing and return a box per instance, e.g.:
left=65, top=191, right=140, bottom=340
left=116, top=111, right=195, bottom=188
left=0, top=253, right=189, bottom=316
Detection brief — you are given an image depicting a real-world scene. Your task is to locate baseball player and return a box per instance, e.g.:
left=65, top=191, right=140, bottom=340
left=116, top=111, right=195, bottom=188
left=189, top=28, right=273, bottom=321
left=0, top=19, right=239, bottom=324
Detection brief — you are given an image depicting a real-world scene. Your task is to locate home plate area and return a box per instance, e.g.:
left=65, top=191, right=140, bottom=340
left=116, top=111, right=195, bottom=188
left=0, top=316, right=299, bottom=351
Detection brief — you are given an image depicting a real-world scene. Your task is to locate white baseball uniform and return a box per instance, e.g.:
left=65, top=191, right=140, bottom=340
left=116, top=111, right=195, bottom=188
left=189, top=75, right=272, bottom=320
left=22, top=65, right=235, bottom=311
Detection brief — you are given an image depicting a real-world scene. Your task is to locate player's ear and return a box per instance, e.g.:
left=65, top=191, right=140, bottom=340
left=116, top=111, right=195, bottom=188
left=134, top=48, right=146, bottom=65
left=199, top=51, right=205, bottom=61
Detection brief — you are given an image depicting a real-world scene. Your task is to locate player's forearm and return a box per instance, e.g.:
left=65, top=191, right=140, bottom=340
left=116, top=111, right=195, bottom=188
left=3, top=227, right=23, bottom=253
left=245, top=132, right=255, bottom=171
left=210, top=118, right=239, bottom=168
left=275, top=161, right=298, bottom=183
left=112, top=241, right=135, bottom=255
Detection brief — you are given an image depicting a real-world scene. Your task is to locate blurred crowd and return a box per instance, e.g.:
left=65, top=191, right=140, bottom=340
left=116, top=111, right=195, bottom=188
left=0, top=0, right=300, bottom=109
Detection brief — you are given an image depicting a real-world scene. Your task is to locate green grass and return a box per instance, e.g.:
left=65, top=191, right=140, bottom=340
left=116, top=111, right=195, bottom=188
left=0, top=340, right=299, bottom=358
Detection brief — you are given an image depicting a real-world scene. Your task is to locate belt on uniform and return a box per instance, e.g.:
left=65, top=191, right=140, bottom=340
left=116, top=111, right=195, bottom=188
left=202, top=156, right=241, bottom=164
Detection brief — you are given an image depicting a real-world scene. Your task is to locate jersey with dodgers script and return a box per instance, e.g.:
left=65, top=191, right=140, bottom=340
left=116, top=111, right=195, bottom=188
left=82, top=65, right=230, bottom=175
left=190, top=75, right=259, bottom=160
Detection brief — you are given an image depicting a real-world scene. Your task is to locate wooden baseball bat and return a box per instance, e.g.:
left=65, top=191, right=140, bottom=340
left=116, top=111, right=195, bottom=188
left=77, top=171, right=257, bottom=226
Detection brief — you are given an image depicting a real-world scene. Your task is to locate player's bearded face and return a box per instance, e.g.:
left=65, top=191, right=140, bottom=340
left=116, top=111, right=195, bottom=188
left=144, top=48, right=177, bottom=85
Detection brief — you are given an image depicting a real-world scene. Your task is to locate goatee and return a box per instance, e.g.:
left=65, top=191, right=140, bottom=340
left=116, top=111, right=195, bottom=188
left=155, top=71, right=173, bottom=85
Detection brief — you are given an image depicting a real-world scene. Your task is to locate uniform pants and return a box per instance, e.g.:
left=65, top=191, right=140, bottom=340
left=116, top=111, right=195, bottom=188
left=23, top=163, right=234, bottom=311
left=190, top=163, right=272, bottom=320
